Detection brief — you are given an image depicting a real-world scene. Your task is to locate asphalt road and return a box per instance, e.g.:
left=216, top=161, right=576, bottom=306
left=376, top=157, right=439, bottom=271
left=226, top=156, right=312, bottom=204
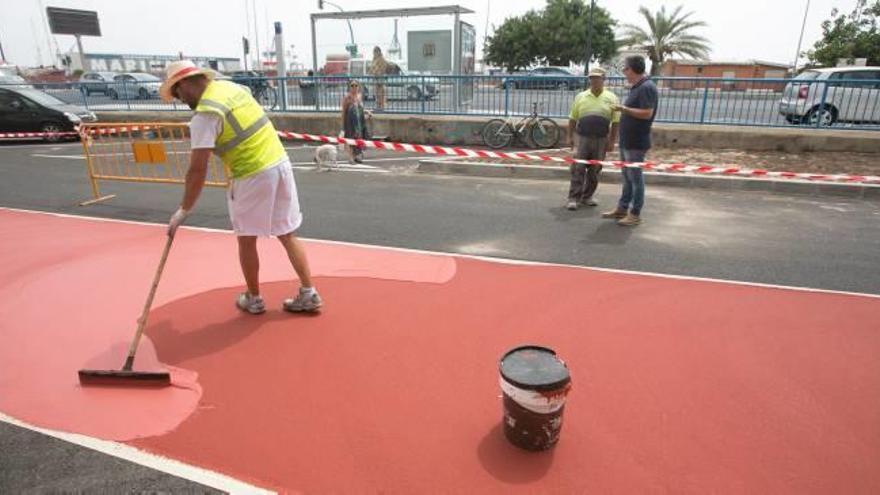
left=2, top=140, right=879, bottom=295
left=0, top=421, right=222, bottom=494
left=2, top=139, right=879, bottom=490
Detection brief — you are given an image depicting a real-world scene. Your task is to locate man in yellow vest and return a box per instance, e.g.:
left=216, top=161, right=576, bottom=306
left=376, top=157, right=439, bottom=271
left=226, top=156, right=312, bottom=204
left=160, top=60, right=322, bottom=315
left=566, top=66, right=620, bottom=210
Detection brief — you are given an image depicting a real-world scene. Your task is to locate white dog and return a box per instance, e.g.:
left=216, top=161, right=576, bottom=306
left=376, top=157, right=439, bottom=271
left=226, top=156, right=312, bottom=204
left=313, top=143, right=339, bottom=171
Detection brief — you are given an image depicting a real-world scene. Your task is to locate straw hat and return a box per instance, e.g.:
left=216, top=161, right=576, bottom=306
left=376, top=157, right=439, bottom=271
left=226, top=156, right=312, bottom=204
left=588, top=66, right=606, bottom=78
left=159, top=60, right=215, bottom=102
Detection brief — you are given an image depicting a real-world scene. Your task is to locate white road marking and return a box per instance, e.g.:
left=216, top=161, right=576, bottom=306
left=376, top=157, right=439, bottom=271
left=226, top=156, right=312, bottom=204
left=0, top=142, right=82, bottom=150
left=0, top=412, right=275, bottom=494
left=3, top=206, right=878, bottom=300
left=31, top=154, right=85, bottom=160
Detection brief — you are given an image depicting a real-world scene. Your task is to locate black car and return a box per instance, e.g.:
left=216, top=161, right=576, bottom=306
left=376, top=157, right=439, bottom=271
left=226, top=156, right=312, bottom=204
left=0, top=87, right=97, bottom=140
left=502, top=67, right=581, bottom=91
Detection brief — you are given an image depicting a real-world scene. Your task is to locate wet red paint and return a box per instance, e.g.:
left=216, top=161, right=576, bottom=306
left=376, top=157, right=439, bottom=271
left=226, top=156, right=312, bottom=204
left=0, top=209, right=453, bottom=441
left=3, top=209, right=880, bottom=493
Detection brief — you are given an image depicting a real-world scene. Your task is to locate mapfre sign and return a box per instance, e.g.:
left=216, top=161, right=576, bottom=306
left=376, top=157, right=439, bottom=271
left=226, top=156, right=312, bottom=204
left=86, top=54, right=241, bottom=73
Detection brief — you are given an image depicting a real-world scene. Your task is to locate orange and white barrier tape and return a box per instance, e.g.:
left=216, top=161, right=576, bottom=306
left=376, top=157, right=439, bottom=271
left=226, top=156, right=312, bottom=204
left=82, top=125, right=156, bottom=136
left=6, top=124, right=876, bottom=185
left=0, top=131, right=80, bottom=139
left=0, top=126, right=157, bottom=140
left=278, top=131, right=880, bottom=185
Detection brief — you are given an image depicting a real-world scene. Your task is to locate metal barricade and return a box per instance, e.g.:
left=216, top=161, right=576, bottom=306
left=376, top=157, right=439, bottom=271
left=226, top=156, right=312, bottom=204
left=78, top=122, right=228, bottom=206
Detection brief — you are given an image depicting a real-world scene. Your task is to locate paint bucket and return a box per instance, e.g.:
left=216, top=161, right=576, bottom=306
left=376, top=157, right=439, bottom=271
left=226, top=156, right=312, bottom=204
left=499, top=345, right=571, bottom=451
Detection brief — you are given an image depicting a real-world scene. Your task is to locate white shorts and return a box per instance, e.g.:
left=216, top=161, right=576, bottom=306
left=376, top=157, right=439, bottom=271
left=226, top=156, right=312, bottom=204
left=227, top=160, right=303, bottom=237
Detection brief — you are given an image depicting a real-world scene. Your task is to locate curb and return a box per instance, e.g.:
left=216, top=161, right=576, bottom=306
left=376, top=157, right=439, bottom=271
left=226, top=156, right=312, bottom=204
left=416, top=160, right=880, bottom=200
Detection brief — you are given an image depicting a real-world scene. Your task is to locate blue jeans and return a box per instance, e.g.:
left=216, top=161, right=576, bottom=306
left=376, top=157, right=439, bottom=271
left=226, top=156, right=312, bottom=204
left=618, top=149, right=646, bottom=216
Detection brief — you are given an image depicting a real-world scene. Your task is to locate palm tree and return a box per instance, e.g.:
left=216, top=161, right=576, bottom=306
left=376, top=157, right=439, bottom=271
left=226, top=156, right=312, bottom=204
left=619, top=5, right=711, bottom=76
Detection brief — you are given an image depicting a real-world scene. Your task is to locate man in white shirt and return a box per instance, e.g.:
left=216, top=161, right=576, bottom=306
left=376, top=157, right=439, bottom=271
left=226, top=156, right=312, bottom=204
left=162, top=60, right=322, bottom=315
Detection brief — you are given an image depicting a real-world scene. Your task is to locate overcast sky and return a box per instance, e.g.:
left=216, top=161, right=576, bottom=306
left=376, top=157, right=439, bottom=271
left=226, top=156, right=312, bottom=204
left=0, top=0, right=858, bottom=70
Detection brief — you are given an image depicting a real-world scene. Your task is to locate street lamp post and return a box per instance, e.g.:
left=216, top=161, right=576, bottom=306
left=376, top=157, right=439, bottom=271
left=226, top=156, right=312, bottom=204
left=584, top=0, right=595, bottom=74
left=318, top=0, right=358, bottom=57
left=792, top=0, right=811, bottom=75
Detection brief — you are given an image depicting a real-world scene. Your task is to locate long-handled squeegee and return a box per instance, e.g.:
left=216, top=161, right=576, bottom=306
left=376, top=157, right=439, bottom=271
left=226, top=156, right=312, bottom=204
left=78, top=234, right=175, bottom=387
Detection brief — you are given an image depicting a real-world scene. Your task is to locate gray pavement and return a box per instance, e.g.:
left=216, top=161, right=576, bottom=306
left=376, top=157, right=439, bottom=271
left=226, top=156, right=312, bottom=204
left=1, top=140, right=879, bottom=295
left=0, top=422, right=222, bottom=494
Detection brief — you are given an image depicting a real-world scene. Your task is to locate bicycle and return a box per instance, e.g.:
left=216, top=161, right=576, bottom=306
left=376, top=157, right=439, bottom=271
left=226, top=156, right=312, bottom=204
left=231, top=72, right=278, bottom=110
left=481, top=102, right=561, bottom=149
left=251, top=82, right=278, bottom=110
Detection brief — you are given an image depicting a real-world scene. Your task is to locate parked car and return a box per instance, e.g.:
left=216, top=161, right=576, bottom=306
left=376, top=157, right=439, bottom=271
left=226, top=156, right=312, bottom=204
left=778, top=66, right=880, bottom=126
left=0, top=86, right=96, bottom=140
left=502, top=67, right=581, bottom=91
left=108, top=73, right=161, bottom=100
left=361, top=67, right=439, bottom=101
left=79, top=71, right=118, bottom=96
left=228, top=70, right=267, bottom=90
left=0, top=65, right=31, bottom=88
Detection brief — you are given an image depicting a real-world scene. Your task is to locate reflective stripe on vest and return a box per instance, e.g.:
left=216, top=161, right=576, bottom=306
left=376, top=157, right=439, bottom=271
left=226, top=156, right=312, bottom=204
left=195, top=80, right=285, bottom=179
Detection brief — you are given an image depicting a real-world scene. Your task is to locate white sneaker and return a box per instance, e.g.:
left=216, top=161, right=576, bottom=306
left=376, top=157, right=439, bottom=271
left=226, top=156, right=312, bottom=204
left=236, top=292, right=266, bottom=314
left=283, top=288, right=323, bottom=313
left=566, top=200, right=578, bottom=210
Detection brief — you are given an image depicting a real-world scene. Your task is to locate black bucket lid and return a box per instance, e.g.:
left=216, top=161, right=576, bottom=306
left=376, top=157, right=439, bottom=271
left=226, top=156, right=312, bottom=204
left=499, top=345, right=570, bottom=392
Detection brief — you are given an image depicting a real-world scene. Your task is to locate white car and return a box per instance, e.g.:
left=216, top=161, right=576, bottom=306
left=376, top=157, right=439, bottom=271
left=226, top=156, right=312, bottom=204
left=346, top=60, right=439, bottom=101
left=779, top=67, right=880, bottom=126
left=108, top=73, right=161, bottom=100
left=0, top=65, right=31, bottom=88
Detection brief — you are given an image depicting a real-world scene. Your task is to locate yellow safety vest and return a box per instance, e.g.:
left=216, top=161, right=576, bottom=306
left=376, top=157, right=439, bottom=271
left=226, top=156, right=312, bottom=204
left=195, top=80, right=286, bottom=179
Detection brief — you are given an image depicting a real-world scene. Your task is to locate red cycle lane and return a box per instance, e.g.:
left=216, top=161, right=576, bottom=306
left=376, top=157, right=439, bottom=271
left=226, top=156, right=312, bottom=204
left=2, top=208, right=878, bottom=493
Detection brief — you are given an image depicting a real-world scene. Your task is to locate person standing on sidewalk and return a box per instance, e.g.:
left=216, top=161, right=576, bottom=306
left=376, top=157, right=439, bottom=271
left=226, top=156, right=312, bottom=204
left=603, top=55, right=658, bottom=226
left=565, top=66, right=619, bottom=210
left=369, top=46, right=389, bottom=111
left=341, top=80, right=370, bottom=164
left=161, top=60, right=323, bottom=315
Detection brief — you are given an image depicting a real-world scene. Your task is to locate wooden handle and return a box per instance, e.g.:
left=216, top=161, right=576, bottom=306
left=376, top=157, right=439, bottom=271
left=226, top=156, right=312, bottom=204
left=122, top=234, right=175, bottom=371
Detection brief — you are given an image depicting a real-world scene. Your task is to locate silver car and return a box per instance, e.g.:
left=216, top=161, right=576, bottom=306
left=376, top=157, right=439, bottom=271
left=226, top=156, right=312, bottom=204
left=0, top=65, right=30, bottom=88
left=109, top=73, right=161, bottom=100
left=359, top=67, right=439, bottom=101
left=779, top=67, right=880, bottom=126
left=79, top=72, right=118, bottom=96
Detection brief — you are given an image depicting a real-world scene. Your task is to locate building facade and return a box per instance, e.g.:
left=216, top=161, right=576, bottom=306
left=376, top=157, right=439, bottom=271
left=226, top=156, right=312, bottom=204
left=65, top=53, right=241, bottom=74
left=661, top=60, right=790, bottom=91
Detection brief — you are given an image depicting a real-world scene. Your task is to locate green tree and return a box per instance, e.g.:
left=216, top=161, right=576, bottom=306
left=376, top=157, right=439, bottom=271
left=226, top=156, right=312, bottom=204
left=618, top=5, right=711, bottom=76
left=806, top=0, right=880, bottom=67
left=483, top=12, right=541, bottom=72
left=484, top=0, right=617, bottom=72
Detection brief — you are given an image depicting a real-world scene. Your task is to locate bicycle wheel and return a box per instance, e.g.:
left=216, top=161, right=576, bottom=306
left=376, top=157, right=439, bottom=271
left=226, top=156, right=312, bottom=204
left=258, top=86, right=278, bottom=109
left=481, top=119, right=515, bottom=149
left=530, top=118, right=560, bottom=148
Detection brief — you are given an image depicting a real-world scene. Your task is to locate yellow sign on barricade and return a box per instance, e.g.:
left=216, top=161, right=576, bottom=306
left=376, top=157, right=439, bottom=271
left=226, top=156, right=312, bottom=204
left=78, top=122, right=229, bottom=206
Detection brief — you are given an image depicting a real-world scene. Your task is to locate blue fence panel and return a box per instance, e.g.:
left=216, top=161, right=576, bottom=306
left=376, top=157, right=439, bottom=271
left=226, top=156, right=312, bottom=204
left=2, top=74, right=879, bottom=131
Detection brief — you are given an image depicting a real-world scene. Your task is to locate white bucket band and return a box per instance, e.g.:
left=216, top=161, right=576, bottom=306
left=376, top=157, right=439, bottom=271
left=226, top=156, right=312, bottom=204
left=499, top=377, right=570, bottom=415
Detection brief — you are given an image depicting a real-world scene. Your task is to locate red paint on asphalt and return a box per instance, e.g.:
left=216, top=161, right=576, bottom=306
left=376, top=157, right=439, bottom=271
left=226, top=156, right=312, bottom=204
left=2, top=208, right=879, bottom=493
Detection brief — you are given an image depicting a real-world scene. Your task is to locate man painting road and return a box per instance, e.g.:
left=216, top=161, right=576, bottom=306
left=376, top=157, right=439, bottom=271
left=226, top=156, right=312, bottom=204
left=161, top=60, right=323, bottom=315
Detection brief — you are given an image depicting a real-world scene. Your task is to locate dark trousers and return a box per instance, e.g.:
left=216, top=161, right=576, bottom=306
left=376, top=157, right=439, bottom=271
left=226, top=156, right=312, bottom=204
left=568, top=136, right=606, bottom=202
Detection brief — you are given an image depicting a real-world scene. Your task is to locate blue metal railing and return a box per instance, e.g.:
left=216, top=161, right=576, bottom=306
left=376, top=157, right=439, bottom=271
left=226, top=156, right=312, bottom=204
left=2, top=75, right=879, bottom=130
